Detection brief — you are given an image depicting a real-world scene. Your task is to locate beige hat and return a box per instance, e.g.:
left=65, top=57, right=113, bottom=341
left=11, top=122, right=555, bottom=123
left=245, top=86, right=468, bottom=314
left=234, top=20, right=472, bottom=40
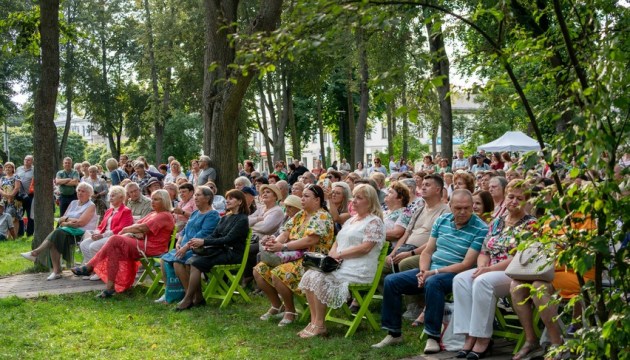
left=283, top=195, right=303, bottom=210
left=259, top=184, right=283, bottom=201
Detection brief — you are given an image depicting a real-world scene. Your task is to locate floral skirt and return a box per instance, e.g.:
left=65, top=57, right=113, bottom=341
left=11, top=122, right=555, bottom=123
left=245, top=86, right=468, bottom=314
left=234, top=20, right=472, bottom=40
left=254, top=258, right=306, bottom=295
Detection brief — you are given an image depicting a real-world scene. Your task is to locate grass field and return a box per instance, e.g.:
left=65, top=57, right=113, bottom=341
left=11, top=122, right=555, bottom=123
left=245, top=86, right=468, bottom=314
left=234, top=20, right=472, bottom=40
left=0, top=239, right=427, bottom=360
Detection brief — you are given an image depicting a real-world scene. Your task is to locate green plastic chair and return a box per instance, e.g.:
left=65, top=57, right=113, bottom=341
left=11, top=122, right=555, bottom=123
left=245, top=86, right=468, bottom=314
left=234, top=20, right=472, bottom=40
left=137, top=227, right=178, bottom=296
left=202, top=229, right=252, bottom=309
left=493, top=298, right=541, bottom=354
left=324, top=242, right=390, bottom=337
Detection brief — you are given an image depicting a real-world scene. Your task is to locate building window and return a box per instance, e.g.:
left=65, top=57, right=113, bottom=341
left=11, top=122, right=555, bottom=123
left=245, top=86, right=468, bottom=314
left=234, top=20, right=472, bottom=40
left=366, top=153, right=373, bottom=167
left=382, top=126, right=387, bottom=139
left=366, top=130, right=372, bottom=140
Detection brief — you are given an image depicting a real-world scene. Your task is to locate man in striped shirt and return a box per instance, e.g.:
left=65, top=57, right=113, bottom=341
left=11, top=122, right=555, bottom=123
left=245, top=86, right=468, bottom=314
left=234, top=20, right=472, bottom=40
left=372, top=189, right=488, bottom=354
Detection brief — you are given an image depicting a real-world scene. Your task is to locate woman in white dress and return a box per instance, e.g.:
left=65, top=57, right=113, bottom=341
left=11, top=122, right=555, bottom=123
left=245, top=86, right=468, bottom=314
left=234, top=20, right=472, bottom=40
left=298, top=184, right=385, bottom=338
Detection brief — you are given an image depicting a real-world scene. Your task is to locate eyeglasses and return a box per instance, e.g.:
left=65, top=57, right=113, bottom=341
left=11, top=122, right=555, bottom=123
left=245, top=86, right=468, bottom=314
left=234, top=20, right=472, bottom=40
left=326, top=175, right=333, bottom=179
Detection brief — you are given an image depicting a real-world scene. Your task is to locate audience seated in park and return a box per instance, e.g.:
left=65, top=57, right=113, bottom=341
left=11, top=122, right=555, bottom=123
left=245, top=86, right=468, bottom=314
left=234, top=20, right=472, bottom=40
left=78, top=185, right=134, bottom=281
left=382, top=181, right=411, bottom=248
left=298, top=184, right=385, bottom=338
left=175, top=189, right=249, bottom=310
left=254, top=184, right=334, bottom=327
left=472, top=190, right=494, bottom=224
left=71, top=189, right=174, bottom=297
left=372, top=189, right=488, bottom=355
left=156, top=186, right=220, bottom=304
left=21, top=182, right=98, bottom=280
left=453, top=180, right=536, bottom=360
left=125, top=182, right=152, bottom=219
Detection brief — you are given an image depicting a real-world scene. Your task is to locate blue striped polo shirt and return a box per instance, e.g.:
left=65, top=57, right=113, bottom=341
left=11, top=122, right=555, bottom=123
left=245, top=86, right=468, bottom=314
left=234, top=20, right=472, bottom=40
left=429, top=213, right=488, bottom=270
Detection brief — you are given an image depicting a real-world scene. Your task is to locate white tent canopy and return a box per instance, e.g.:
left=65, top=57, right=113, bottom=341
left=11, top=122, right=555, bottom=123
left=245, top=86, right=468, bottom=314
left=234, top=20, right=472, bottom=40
left=477, top=131, right=541, bottom=153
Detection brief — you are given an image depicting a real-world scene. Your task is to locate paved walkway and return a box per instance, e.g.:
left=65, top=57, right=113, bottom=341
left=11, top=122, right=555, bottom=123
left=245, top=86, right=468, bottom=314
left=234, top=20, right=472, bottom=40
left=0, top=271, right=105, bottom=298
left=402, top=338, right=516, bottom=360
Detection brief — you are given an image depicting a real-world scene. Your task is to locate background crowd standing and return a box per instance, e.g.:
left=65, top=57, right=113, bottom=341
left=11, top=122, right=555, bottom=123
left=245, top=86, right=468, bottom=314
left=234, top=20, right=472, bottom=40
left=14, top=149, right=630, bottom=359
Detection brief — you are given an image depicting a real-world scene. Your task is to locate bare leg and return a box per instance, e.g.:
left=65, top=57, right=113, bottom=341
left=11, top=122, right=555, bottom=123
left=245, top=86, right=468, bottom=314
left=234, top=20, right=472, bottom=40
left=472, top=337, right=491, bottom=353
left=179, top=266, right=202, bottom=308
left=31, top=240, right=52, bottom=256
left=310, top=297, right=327, bottom=328
left=510, top=280, right=537, bottom=343
left=304, top=290, right=317, bottom=324
left=49, top=246, right=62, bottom=274
left=254, top=270, right=282, bottom=309
left=272, top=275, right=296, bottom=321
left=531, top=281, right=562, bottom=345
left=462, top=335, right=476, bottom=351
left=174, top=263, right=190, bottom=290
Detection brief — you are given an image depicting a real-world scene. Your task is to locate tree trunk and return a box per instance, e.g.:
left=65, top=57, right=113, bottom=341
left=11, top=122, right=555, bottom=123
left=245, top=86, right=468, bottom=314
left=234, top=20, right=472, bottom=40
left=143, top=0, right=163, bottom=164
left=58, top=0, right=76, bottom=165
left=287, top=77, right=300, bottom=161
left=33, top=0, right=60, bottom=268
left=255, top=86, right=274, bottom=171
left=386, top=102, right=394, bottom=157
left=202, top=0, right=283, bottom=195
left=354, top=27, right=369, bottom=168
left=401, top=83, right=409, bottom=160
left=425, top=15, right=453, bottom=160
left=316, top=89, right=326, bottom=167
left=345, top=65, right=355, bottom=163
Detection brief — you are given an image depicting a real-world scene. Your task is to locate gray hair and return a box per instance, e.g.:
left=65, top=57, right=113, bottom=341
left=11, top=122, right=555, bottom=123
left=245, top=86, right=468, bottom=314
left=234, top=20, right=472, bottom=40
left=77, top=182, right=94, bottom=196
left=275, top=180, right=289, bottom=198
left=109, top=185, right=126, bottom=199
left=199, top=155, right=211, bottom=166
left=105, top=158, right=118, bottom=171
left=125, top=182, right=140, bottom=191
left=197, top=185, right=215, bottom=205
left=489, top=176, right=508, bottom=190
left=234, top=176, right=252, bottom=187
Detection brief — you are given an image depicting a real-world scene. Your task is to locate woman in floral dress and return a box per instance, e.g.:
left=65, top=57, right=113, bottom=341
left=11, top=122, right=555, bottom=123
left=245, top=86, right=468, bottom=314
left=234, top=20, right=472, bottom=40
left=254, top=184, right=334, bottom=327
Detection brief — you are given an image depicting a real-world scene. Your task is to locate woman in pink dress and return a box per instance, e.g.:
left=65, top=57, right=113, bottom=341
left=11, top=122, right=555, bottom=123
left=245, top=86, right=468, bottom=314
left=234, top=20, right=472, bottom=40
left=71, top=189, right=175, bottom=297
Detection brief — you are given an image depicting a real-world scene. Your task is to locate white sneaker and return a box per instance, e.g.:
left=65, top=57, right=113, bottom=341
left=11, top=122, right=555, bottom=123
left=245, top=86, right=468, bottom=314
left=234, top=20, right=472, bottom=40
left=21, top=252, right=36, bottom=262
left=423, top=338, right=441, bottom=354
left=154, top=295, right=167, bottom=304
left=89, top=274, right=101, bottom=281
left=372, top=335, right=403, bottom=348
left=46, top=272, right=62, bottom=281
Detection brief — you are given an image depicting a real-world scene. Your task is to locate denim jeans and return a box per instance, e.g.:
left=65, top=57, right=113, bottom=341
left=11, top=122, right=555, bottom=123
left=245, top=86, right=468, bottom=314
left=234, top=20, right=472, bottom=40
left=381, top=269, right=456, bottom=337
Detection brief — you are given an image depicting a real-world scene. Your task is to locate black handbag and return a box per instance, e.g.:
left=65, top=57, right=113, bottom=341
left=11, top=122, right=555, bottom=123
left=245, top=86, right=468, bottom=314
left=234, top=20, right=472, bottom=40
left=303, top=252, right=341, bottom=273
left=192, top=245, right=225, bottom=256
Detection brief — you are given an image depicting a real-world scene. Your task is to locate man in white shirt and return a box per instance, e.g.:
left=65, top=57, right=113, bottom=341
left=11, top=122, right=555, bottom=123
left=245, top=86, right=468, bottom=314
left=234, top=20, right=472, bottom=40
left=452, top=150, right=470, bottom=171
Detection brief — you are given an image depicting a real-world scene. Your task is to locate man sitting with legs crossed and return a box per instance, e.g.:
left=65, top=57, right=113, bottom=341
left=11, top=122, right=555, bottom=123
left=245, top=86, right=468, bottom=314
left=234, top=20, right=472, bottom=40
left=372, top=189, right=488, bottom=354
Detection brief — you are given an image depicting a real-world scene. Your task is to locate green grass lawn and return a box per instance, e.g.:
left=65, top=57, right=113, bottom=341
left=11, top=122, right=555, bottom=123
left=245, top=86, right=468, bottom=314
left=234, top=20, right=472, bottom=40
left=0, top=240, right=427, bottom=360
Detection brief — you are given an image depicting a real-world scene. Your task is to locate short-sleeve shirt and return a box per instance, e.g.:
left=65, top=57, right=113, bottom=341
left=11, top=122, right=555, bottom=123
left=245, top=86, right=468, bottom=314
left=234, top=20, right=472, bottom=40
left=0, top=212, right=14, bottom=236
left=482, top=215, right=536, bottom=266
left=397, top=197, right=426, bottom=230
left=16, top=166, right=33, bottom=193
left=138, top=211, right=175, bottom=256
left=429, top=213, right=488, bottom=270
left=281, top=208, right=334, bottom=253
left=406, top=202, right=451, bottom=248
left=453, top=158, right=469, bottom=170
left=56, top=170, right=80, bottom=196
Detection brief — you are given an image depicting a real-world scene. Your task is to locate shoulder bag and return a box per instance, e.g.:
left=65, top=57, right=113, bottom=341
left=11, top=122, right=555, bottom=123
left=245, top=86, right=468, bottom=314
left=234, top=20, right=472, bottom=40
left=303, top=252, right=341, bottom=273
left=505, top=242, right=555, bottom=282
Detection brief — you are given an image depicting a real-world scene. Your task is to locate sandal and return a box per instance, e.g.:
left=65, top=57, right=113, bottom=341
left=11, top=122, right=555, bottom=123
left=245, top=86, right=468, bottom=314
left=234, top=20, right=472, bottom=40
left=513, top=341, right=542, bottom=360
left=96, top=289, right=115, bottom=298
left=71, top=265, right=91, bottom=277
left=260, top=305, right=285, bottom=320
left=411, top=309, right=425, bottom=327
left=278, top=311, right=298, bottom=327
left=298, top=324, right=328, bottom=338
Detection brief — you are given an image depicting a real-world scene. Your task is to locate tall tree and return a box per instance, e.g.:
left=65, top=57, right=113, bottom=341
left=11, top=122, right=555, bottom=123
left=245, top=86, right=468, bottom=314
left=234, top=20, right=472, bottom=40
left=32, top=0, right=60, bottom=262
left=202, top=0, right=283, bottom=194
left=424, top=10, right=453, bottom=160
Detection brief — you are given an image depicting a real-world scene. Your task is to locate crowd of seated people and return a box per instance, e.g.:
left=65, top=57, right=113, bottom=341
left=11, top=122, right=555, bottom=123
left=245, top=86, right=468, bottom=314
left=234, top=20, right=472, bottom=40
left=15, top=151, right=629, bottom=359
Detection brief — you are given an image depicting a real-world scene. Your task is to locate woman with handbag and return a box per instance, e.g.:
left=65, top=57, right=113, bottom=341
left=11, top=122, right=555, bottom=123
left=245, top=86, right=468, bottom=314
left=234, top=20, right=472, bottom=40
left=154, top=186, right=220, bottom=304
left=297, top=184, right=385, bottom=338
left=452, top=180, right=536, bottom=360
left=254, top=184, right=334, bottom=326
left=21, top=183, right=98, bottom=280
left=175, top=189, right=250, bottom=310
left=70, top=190, right=174, bottom=298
